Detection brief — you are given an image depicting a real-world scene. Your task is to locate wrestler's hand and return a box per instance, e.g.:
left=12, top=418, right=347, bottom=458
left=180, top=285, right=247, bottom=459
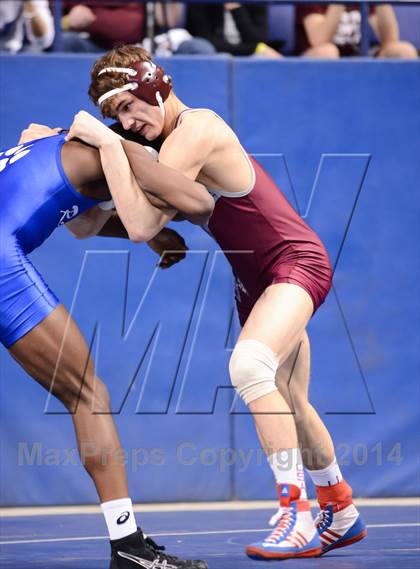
left=147, top=227, right=188, bottom=269
left=18, top=123, right=62, bottom=145
left=66, top=110, right=121, bottom=148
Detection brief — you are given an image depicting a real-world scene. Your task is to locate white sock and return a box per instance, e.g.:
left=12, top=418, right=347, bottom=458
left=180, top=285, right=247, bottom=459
left=307, top=457, right=343, bottom=487
left=268, top=448, right=307, bottom=499
left=101, top=497, right=137, bottom=541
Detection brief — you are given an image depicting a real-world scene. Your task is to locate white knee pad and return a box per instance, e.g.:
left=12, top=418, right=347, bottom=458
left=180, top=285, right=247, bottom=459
left=229, top=340, right=279, bottom=406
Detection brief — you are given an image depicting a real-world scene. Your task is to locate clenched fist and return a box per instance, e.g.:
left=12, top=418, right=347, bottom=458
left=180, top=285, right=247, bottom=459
left=66, top=110, right=121, bottom=148
left=147, top=227, right=188, bottom=269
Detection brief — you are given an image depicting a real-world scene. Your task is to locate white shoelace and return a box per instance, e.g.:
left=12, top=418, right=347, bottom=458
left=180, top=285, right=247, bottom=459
left=265, top=507, right=295, bottom=543
left=269, top=507, right=285, bottom=527
left=314, top=508, right=328, bottom=528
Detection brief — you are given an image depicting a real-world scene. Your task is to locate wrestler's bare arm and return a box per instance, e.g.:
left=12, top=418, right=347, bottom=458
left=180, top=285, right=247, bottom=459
left=98, top=139, right=176, bottom=242
left=67, top=111, right=214, bottom=240
left=66, top=205, right=114, bottom=239
left=19, top=120, right=214, bottom=221
left=67, top=116, right=215, bottom=225
left=64, top=124, right=176, bottom=242
left=20, top=115, right=215, bottom=238
left=121, top=140, right=214, bottom=224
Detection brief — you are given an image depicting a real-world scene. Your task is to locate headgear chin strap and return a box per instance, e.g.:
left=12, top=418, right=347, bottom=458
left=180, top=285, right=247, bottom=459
left=97, top=61, right=172, bottom=116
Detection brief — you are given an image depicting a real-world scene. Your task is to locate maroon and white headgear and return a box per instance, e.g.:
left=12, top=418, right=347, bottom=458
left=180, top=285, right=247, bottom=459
left=97, top=60, right=172, bottom=116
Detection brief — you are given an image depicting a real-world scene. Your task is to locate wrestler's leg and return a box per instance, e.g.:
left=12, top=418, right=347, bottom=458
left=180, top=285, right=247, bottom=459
left=235, top=283, right=313, bottom=454
left=236, top=284, right=323, bottom=558
left=274, top=332, right=366, bottom=551
left=275, top=331, right=335, bottom=470
left=248, top=318, right=366, bottom=555
left=9, top=304, right=127, bottom=502
left=9, top=305, right=210, bottom=563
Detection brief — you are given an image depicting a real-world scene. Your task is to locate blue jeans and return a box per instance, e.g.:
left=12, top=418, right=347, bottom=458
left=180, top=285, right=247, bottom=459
left=60, top=32, right=103, bottom=53
left=176, top=38, right=216, bottom=55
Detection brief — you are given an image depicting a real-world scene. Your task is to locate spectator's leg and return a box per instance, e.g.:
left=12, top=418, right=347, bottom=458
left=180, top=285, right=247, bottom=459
left=377, top=40, right=418, bottom=59
left=303, top=43, right=340, bottom=58
left=60, top=32, right=103, bottom=53
left=176, top=38, right=216, bottom=55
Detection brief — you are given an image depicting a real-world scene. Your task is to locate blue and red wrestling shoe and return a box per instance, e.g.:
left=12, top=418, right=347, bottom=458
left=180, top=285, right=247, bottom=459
left=246, top=484, right=322, bottom=560
left=316, top=502, right=367, bottom=554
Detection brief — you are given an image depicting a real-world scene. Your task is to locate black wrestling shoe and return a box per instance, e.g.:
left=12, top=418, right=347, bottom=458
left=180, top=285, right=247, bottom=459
left=109, top=528, right=208, bottom=569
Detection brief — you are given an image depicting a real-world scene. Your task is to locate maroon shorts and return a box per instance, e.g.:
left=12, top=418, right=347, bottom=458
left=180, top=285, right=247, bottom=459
left=235, top=254, right=333, bottom=328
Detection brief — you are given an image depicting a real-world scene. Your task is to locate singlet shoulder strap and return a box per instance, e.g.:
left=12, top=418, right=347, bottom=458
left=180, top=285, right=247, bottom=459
left=175, top=108, right=221, bottom=128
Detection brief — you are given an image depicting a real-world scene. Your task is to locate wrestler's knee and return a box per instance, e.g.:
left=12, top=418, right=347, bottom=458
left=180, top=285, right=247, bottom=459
left=89, top=377, right=111, bottom=413
left=229, top=340, right=279, bottom=405
left=75, top=375, right=111, bottom=413
left=52, top=371, right=110, bottom=412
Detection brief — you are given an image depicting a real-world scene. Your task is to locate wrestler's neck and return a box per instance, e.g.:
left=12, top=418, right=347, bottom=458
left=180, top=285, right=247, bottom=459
left=161, top=93, right=188, bottom=139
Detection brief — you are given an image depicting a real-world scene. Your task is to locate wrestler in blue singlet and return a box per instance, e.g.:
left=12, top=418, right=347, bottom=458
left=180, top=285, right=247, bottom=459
left=0, top=135, right=102, bottom=348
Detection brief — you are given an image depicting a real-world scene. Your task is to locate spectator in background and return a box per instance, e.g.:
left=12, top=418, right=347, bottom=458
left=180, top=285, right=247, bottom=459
left=0, top=0, right=54, bottom=53
left=296, top=3, right=418, bottom=58
left=61, top=2, right=144, bottom=52
left=186, top=2, right=282, bottom=58
left=147, top=2, right=216, bottom=55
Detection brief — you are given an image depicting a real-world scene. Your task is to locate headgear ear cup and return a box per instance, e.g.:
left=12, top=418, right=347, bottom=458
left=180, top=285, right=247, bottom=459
left=130, top=62, right=172, bottom=106
left=97, top=61, right=172, bottom=112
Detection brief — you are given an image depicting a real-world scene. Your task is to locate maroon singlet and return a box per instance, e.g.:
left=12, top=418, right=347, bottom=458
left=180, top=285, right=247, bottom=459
left=177, top=110, right=332, bottom=326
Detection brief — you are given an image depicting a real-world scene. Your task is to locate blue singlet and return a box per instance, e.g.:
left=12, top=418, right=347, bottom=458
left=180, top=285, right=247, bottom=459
left=0, top=135, right=102, bottom=347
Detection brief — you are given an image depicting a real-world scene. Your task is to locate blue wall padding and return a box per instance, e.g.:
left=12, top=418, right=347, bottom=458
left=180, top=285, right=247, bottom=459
left=232, top=60, right=420, bottom=499
left=0, top=55, right=419, bottom=505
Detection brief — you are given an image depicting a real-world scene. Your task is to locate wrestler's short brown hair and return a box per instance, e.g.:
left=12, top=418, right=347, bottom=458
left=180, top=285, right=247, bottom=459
left=88, top=45, right=152, bottom=118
